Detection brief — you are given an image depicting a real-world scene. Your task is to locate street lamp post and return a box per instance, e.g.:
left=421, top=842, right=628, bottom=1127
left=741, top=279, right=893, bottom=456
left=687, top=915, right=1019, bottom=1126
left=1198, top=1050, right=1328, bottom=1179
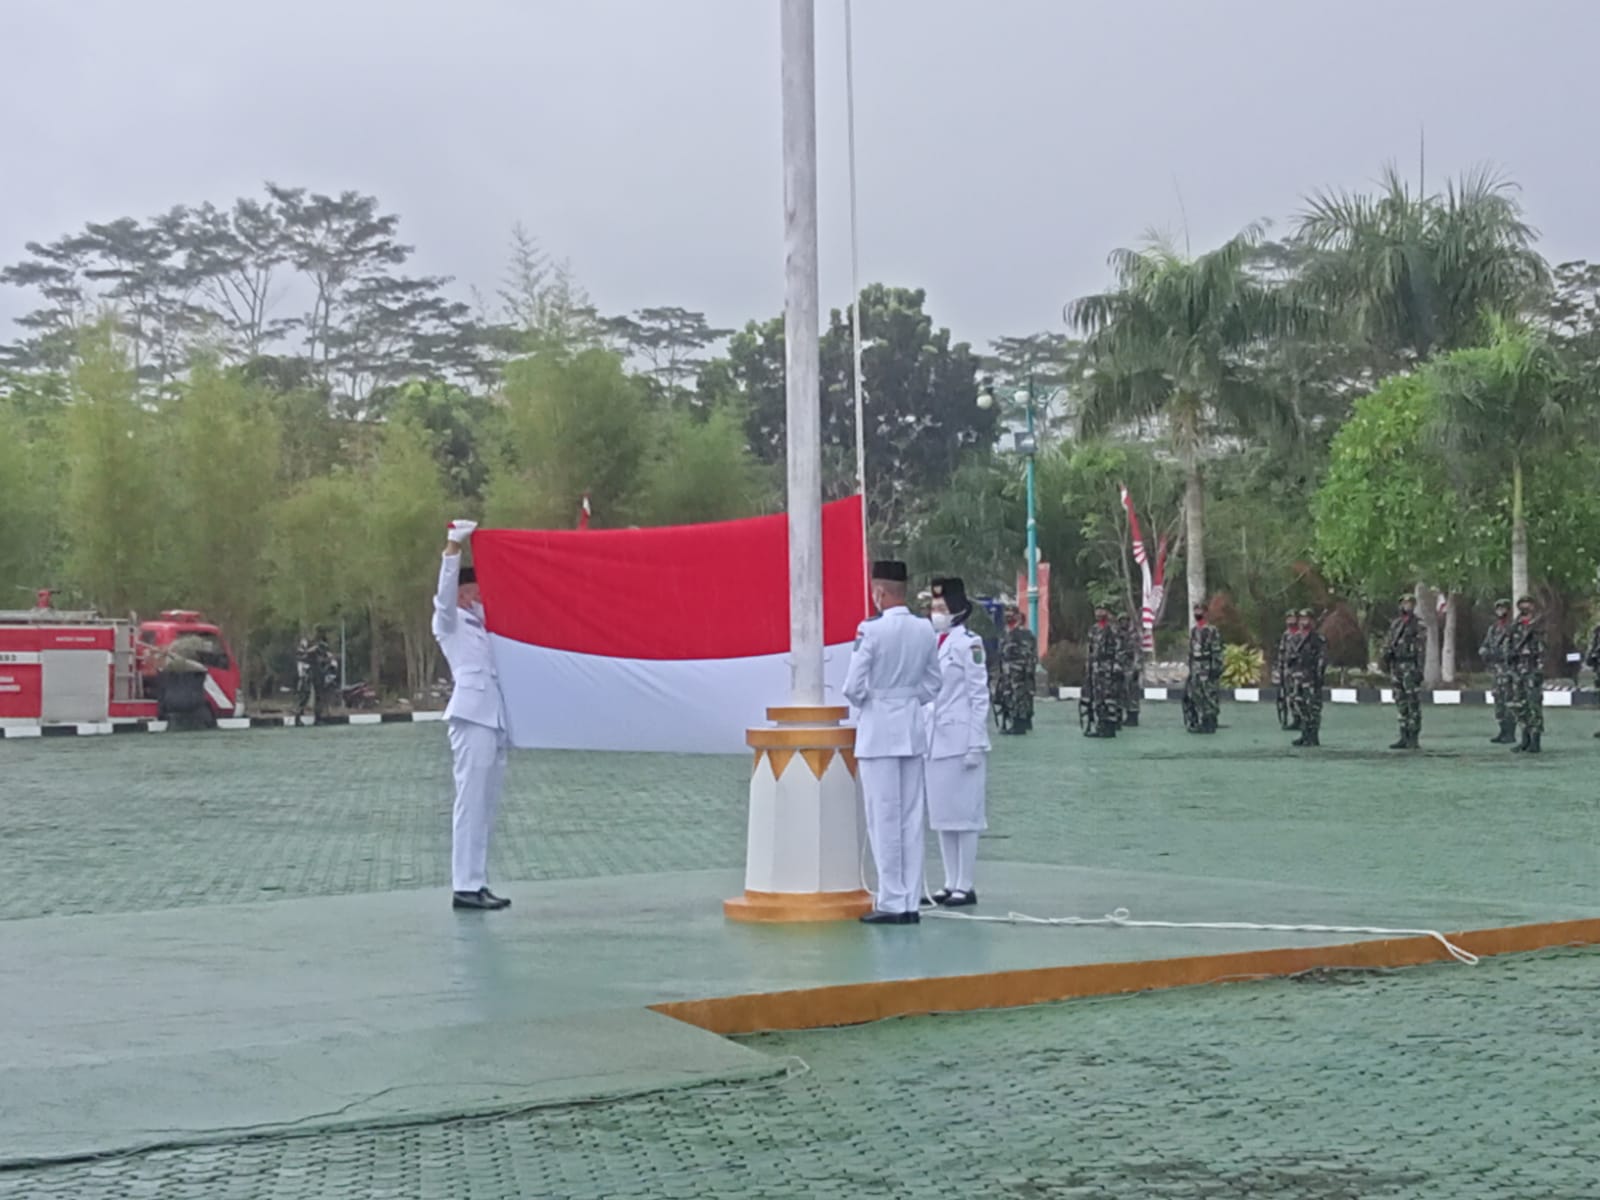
left=977, top=380, right=1042, bottom=634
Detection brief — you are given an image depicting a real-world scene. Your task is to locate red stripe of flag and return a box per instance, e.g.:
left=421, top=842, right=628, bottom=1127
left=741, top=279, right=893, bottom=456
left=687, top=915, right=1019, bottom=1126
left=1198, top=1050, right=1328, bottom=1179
left=472, top=495, right=868, bottom=661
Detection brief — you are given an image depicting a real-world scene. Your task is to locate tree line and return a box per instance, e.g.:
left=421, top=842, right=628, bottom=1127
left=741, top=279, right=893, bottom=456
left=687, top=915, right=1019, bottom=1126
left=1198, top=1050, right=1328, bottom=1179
left=3, top=165, right=1600, bottom=699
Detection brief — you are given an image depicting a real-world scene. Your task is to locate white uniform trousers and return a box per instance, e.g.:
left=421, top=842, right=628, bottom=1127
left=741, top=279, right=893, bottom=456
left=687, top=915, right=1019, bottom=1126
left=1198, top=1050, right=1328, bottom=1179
left=857, top=756, right=926, bottom=913
left=925, top=756, right=987, bottom=831
left=448, top=717, right=508, bottom=892
left=927, top=755, right=986, bottom=894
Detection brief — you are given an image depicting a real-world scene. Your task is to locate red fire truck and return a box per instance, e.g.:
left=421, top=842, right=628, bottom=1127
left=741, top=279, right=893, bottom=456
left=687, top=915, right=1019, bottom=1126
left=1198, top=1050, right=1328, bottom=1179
left=0, top=603, right=240, bottom=728
left=135, top=610, right=242, bottom=722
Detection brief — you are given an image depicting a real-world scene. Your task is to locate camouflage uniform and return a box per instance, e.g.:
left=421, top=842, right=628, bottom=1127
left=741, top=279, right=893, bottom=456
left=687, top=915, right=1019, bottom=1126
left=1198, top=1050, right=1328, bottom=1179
left=1288, top=610, right=1326, bottom=746
left=1185, top=613, right=1223, bottom=734
left=1084, top=612, right=1122, bottom=737
left=1116, top=614, right=1142, bottom=728
left=1507, top=598, right=1544, bottom=754
left=295, top=634, right=334, bottom=723
left=1382, top=599, right=1424, bottom=749
left=998, top=616, right=1037, bottom=734
left=1274, top=612, right=1301, bottom=730
left=1587, top=624, right=1600, bottom=740
left=1479, top=601, right=1515, bottom=744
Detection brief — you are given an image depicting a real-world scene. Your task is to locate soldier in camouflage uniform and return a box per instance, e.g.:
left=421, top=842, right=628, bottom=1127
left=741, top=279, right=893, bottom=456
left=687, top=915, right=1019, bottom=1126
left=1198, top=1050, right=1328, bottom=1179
left=1288, top=608, right=1326, bottom=747
left=1381, top=594, right=1424, bottom=750
left=1507, top=595, right=1544, bottom=755
left=294, top=628, right=334, bottom=724
left=1115, top=612, right=1142, bottom=728
left=1084, top=603, right=1122, bottom=737
left=1184, top=602, right=1223, bottom=734
left=1479, top=598, right=1515, bottom=744
left=997, top=603, right=1037, bottom=735
left=1586, top=620, right=1600, bottom=740
left=1274, top=609, right=1301, bottom=731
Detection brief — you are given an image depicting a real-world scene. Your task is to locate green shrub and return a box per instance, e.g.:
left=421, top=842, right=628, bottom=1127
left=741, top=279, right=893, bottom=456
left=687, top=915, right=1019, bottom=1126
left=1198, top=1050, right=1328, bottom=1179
left=1221, top=643, right=1265, bottom=688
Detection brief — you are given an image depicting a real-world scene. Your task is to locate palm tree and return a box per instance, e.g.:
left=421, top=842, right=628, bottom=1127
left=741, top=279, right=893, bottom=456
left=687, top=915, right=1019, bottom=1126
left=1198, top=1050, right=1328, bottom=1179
left=1067, top=224, right=1301, bottom=622
left=1295, top=165, right=1549, bottom=368
left=1425, top=317, right=1578, bottom=601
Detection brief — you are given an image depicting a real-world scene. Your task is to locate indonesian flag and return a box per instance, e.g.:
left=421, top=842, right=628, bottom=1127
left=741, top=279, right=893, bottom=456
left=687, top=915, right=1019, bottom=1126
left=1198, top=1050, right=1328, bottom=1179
left=1120, top=483, right=1164, bottom=653
left=471, top=495, right=868, bottom=753
left=578, top=493, right=591, bottom=531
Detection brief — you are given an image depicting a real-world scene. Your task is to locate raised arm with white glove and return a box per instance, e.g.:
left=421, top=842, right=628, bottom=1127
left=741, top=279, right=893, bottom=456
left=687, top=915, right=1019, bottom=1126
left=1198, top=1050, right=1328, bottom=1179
left=444, top=519, right=477, bottom=553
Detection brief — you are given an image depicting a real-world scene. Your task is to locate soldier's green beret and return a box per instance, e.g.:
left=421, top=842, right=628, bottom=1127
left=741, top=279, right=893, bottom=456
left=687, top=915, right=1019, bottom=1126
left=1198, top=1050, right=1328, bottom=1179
left=1517, top=594, right=1535, bottom=605
left=1399, top=593, right=1415, bottom=603
left=1297, top=608, right=1314, bottom=618
left=1494, top=598, right=1511, bottom=608
left=1284, top=609, right=1297, bottom=618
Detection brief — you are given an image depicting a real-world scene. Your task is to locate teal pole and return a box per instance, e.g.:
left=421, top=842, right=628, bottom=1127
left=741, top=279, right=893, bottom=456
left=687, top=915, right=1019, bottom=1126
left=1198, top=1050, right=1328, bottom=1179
left=1025, top=398, right=1038, bottom=635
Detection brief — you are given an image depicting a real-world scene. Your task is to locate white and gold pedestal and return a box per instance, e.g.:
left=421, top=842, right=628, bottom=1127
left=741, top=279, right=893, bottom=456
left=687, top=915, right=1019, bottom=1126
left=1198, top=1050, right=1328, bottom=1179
left=724, top=705, right=873, bottom=922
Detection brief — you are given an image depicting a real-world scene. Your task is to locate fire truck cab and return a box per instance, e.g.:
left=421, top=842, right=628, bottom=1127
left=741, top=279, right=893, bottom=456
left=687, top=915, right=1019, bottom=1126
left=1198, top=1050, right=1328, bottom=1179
left=136, top=610, right=242, bottom=722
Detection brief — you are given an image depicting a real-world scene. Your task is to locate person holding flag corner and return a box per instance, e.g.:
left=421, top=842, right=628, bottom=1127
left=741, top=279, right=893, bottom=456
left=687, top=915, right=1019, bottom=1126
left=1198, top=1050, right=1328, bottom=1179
left=435, top=520, right=513, bottom=911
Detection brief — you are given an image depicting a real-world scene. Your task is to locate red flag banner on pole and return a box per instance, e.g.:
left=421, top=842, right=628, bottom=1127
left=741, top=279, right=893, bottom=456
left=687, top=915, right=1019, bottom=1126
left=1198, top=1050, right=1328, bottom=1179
left=577, top=493, right=591, bottom=531
left=472, top=494, right=868, bottom=753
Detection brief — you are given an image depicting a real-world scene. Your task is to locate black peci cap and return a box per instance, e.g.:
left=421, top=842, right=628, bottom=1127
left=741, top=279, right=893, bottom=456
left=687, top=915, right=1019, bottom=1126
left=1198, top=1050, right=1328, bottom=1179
left=872, top=560, right=908, bottom=583
left=931, top=575, right=970, bottom=617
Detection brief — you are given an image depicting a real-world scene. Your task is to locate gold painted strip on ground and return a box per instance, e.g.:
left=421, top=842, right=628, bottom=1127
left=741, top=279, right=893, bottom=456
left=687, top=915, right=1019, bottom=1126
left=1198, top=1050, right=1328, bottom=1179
left=652, top=917, right=1600, bottom=1036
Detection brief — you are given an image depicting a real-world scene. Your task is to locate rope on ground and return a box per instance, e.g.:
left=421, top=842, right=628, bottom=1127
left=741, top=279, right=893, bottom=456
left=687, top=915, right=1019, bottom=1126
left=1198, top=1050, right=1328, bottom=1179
left=924, top=906, right=1479, bottom=965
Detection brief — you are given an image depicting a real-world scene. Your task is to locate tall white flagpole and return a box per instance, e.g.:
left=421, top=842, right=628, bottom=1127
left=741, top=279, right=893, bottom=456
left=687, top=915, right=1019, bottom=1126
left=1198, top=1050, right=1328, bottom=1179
left=725, top=0, right=870, bottom=923
left=782, top=0, right=823, bottom=705
left=845, top=0, right=867, bottom=574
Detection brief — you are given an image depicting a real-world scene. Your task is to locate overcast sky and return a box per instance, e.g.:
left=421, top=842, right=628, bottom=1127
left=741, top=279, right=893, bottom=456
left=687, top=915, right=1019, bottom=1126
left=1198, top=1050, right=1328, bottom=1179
left=3, top=0, right=1597, bottom=350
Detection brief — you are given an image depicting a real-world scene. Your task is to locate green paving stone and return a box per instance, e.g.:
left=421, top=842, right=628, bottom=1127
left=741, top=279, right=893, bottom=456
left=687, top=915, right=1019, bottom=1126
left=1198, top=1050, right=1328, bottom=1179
left=3, top=703, right=1597, bottom=922
left=2, top=702, right=1598, bottom=1196
left=3, top=856, right=1582, bottom=1166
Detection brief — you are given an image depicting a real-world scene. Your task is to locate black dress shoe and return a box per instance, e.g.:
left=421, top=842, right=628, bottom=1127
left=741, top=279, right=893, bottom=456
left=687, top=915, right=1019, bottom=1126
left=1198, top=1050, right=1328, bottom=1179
left=929, top=889, right=953, bottom=905
left=941, top=889, right=977, bottom=908
left=860, top=909, right=916, bottom=925
left=452, top=888, right=509, bottom=910
left=480, top=888, right=511, bottom=909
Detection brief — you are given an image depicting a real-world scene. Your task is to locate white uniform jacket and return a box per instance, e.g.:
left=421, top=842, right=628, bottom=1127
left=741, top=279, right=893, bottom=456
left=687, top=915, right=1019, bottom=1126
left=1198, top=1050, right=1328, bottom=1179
left=927, top=624, right=992, bottom=761
left=843, top=606, right=941, bottom=758
left=432, top=553, right=506, bottom=730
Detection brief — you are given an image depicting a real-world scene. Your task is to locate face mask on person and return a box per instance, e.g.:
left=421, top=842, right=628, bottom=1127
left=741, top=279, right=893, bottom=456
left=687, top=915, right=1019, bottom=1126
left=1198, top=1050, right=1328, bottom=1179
left=930, top=612, right=952, bottom=634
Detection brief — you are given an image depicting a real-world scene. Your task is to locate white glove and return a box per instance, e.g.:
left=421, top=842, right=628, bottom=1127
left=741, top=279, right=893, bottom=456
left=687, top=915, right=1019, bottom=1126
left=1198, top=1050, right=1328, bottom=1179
left=963, top=749, right=984, bottom=769
left=446, top=519, right=477, bottom=544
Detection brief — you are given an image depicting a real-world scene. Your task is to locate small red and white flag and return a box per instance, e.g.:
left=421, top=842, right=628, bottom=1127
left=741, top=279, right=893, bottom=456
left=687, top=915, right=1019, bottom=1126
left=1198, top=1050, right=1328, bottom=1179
left=577, top=493, right=591, bottom=531
left=471, top=495, right=868, bottom=753
left=1121, top=483, right=1163, bottom=653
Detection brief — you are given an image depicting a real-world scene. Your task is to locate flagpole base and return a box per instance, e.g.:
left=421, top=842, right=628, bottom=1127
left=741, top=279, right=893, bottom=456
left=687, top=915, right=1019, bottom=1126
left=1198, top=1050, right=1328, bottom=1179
left=723, top=888, right=873, bottom=923
left=725, top=705, right=870, bottom=923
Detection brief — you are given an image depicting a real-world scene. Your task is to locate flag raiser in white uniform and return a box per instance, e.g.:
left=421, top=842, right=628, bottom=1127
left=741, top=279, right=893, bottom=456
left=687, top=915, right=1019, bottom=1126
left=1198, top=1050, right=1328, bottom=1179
left=844, top=587, right=941, bottom=919
left=924, top=576, right=990, bottom=902
left=433, top=547, right=510, bottom=900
